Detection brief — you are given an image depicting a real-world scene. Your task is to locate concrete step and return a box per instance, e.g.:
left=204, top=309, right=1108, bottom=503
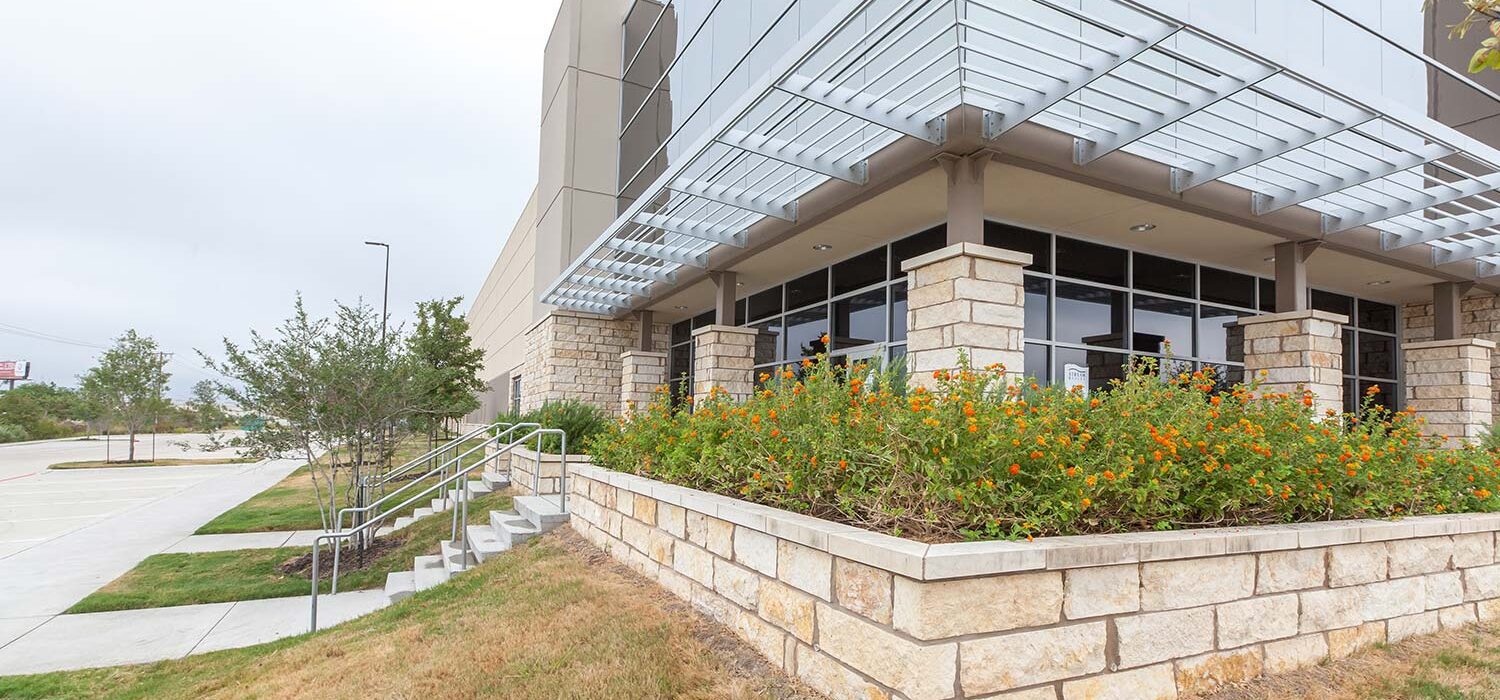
left=392, top=516, right=414, bottom=530
left=449, top=480, right=493, bottom=500
left=491, top=510, right=540, bottom=549
left=438, top=539, right=473, bottom=575
left=375, top=525, right=395, bottom=538
left=430, top=497, right=449, bottom=512
left=464, top=524, right=509, bottom=563
left=481, top=471, right=510, bottom=491
left=384, top=570, right=416, bottom=603
left=514, top=496, right=568, bottom=529
left=412, top=507, right=434, bottom=519
left=412, top=555, right=449, bottom=591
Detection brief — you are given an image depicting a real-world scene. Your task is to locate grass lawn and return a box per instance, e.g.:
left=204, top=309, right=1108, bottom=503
left=0, top=530, right=815, bottom=700
left=194, top=437, right=490, bottom=535
left=68, top=491, right=511, bottom=614
left=49, top=458, right=257, bottom=470
left=1205, top=624, right=1500, bottom=700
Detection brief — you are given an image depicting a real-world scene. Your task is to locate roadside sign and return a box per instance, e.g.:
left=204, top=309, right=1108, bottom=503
left=0, top=361, right=29, bottom=381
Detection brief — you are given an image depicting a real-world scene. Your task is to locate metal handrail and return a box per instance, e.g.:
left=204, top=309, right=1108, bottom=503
left=374, top=420, right=505, bottom=487
left=310, top=426, right=565, bottom=631
left=338, top=423, right=538, bottom=533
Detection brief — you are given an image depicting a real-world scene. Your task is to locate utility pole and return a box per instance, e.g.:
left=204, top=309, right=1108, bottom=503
left=365, top=241, right=390, bottom=341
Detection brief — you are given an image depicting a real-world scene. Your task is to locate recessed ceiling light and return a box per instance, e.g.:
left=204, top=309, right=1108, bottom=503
left=737, top=282, right=744, bottom=287
left=673, top=305, right=688, bottom=310
left=1263, top=256, right=1276, bottom=262
left=1367, top=280, right=1391, bottom=286
left=1129, top=223, right=1156, bottom=232
left=812, top=244, right=833, bottom=251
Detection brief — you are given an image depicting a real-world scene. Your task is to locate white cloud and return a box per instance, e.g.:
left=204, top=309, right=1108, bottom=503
left=0, top=0, right=562, bottom=396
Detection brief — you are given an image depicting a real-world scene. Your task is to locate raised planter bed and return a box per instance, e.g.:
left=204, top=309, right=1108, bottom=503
left=569, top=463, right=1500, bottom=700
left=508, top=447, right=591, bottom=496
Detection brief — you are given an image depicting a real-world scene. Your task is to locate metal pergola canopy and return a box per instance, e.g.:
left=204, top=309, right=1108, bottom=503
left=541, top=0, right=1500, bottom=316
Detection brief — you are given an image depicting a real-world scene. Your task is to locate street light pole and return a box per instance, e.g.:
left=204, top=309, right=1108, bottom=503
left=364, top=241, right=390, bottom=341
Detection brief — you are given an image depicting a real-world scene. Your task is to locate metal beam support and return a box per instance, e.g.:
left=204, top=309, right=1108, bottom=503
left=1073, top=63, right=1280, bottom=165
left=778, top=74, right=947, bottom=143
left=572, top=274, right=653, bottom=296
left=987, top=23, right=1179, bottom=138
left=1173, top=115, right=1377, bottom=192
left=1273, top=240, right=1320, bottom=312
left=938, top=151, right=989, bottom=245
left=717, top=129, right=869, bottom=184
left=549, top=297, right=617, bottom=315
left=1252, top=141, right=1456, bottom=214
left=1382, top=208, right=1500, bottom=250
left=667, top=178, right=797, bottom=221
left=710, top=270, right=738, bottom=325
left=590, top=258, right=678, bottom=283
left=1326, top=172, right=1500, bottom=233
left=637, top=310, right=656, bottom=352
left=553, top=287, right=634, bottom=306
left=1433, top=235, right=1500, bottom=265
left=631, top=212, right=747, bottom=246
left=605, top=239, right=709, bottom=268
left=1433, top=281, right=1473, bottom=340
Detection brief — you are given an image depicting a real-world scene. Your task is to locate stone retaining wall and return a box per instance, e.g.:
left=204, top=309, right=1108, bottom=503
left=567, top=463, right=1500, bottom=700
left=508, top=448, right=590, bottom=496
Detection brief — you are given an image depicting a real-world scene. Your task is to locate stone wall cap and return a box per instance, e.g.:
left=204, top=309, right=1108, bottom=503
left=620, top=349, right=669, bottom=358
left=690, top=324, right=762, bottom=337
left=511, top=445, right=593, bottom=464
left=899, top=242, right=1033, bottom=272
left=1234, top=309, right=1349, bottom=326
left=574, top=466, right=1500, bottom=580
left=1403, top=338, right=1499, bottom=350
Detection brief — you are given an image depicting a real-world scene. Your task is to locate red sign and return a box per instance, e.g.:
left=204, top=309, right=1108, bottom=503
left=0, top=361, right=30, bottom=381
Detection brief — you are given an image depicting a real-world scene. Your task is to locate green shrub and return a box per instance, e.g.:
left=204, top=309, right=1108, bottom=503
left=0, top=423, right=30, bottom=444
left=590, top=345, right=1500, bottom=542
left=493, top=400, right=610, bottom=455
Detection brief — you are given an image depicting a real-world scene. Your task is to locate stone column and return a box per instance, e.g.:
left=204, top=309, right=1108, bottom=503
left=620, top=350, right=668, bottom=415
left=521, top=310, right=667, bottom=415
left=902, top=242, right=1030, bottom=391
left=691, top=325, right=758, bottom=405
left=1234, top=310, right=1347, bottom=416
left=1404, top=338, right=1495, bottom=446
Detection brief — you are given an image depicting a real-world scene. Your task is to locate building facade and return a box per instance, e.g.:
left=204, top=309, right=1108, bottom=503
left=467, top=0, right=1500, bottom=441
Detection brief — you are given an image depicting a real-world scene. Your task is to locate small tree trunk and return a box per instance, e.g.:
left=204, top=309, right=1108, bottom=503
left=127, top=427, right=137, bottom=462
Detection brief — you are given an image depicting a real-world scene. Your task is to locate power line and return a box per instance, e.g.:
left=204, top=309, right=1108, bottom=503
left=0, top=322, right=107, bottom=350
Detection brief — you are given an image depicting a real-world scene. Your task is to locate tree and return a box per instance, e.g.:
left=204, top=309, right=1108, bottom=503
left=186, top=379, right=228, bottom=433
left=0, top=382, right=89, bottom=441
left=78, top=330, right=171, bottom=462
left=1429, top=0, right=1500, bottom=71
left=203, top=296, right=420, bottom=531
left=409, top=297, right=486, bottom=443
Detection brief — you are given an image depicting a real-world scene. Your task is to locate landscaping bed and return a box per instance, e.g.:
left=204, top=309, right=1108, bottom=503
left=590, top=350, right=1500, bottom=542
left=49, top=458, right=256, bottom=470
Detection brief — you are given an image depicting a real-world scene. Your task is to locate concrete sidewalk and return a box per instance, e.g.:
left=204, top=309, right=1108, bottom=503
left=0, top=590, right=388, bottom=675
left=163, top=529, right=326, bottom=553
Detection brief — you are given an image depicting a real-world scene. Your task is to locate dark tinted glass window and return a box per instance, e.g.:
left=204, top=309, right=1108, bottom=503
left=735, top=299, right=747, bottom=326
left=833, top=290, right=885, bottom=349
left=1024, top=276, right=1049, bottom=340
left=747, top=286, right=781, bottom=321
left=1200, top=266, right=1256, bottom=309
left=1358, top=334, right=1397, bottom=380
left=890, top=226, right=945, bottom=276
left=1259, top=278, right=1277, bottom=312
left=1132, top=295, right=1193, bottom=355
left=1133, top=254, right=1194, bottom=298
left=1025, top=343, right=1049, bottom=383
left=833, top=247, right=888, bottom=295
left=669, top=344, right=692, bottom=380
left=1341, top=331, right=1354, bottom=375
left=751, top=320, right=782, bottom=365
left=984, top=222, right=1050, bottom=272
left=1311, top=290, right=1353, bottom=318
left=1055, top=282, right=1126, bottom=348
left=890, top=283, right=908, bottom=342
left=692, top=310, right=715, bottom=328
left=1198, top=306, right=1251, bottom=363
left=784, top=307, right=828, bottom=362
left=1360, top=380, right=1397, bottom=413
left=1055, top=237, right=1126, bottom=286
left=1358, top=300, right=1396, bottom=333
left=1055, top=347, right=1127, bottom=392
left=671, top=320, right=692, bottom=344
left=786, top=269, right=828, bottom=310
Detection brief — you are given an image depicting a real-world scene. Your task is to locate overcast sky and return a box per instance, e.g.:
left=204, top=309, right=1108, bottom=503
left=0, top=1, right=561, bottom=398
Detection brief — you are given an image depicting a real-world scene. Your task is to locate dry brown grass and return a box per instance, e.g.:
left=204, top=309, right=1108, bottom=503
left=0, top=528, right=819, bottom=700
left=1204, top=624, right=1500, bottom=700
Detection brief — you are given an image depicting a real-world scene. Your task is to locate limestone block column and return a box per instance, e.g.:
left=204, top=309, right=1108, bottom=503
left=901, top=242, right=1030, bottom=391
left=1234, top=310, right=1347, bottom=416
left=1404, top=338, right=1495, bottom=446
left=620, top=350, right=668, bottom=415
left=691, top=325, right=758, bottom=405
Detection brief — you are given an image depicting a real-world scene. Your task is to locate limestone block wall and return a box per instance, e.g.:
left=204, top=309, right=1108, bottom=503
left=509, top=447, right=591, bottom=497
left=621, top=350, right=668, bottom=415
left=1236, top=310, right=1346, bottom=416
left=1404, top=294, right=1500, bottom=407
left=569, top=464, right=1500, bottom=700
left=1404, top=339, right=1495, bottom=446
left=520, top=311, right=668, bottom=414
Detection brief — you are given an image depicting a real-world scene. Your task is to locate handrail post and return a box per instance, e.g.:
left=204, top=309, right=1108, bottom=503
left=332, top=539, right=342, bottom=594
left=560, top=432, right=569, bottom=513
left=310, top=538, right=321, bottom=632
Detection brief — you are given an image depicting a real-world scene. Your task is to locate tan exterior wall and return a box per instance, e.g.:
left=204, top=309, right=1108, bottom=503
left=466, top=189, right=540, bottom=421
left=571, top=463, right=1500, bottom=700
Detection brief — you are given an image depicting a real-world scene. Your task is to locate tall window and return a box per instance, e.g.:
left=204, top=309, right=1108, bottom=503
left=510, top=375, right=522, bottom=415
